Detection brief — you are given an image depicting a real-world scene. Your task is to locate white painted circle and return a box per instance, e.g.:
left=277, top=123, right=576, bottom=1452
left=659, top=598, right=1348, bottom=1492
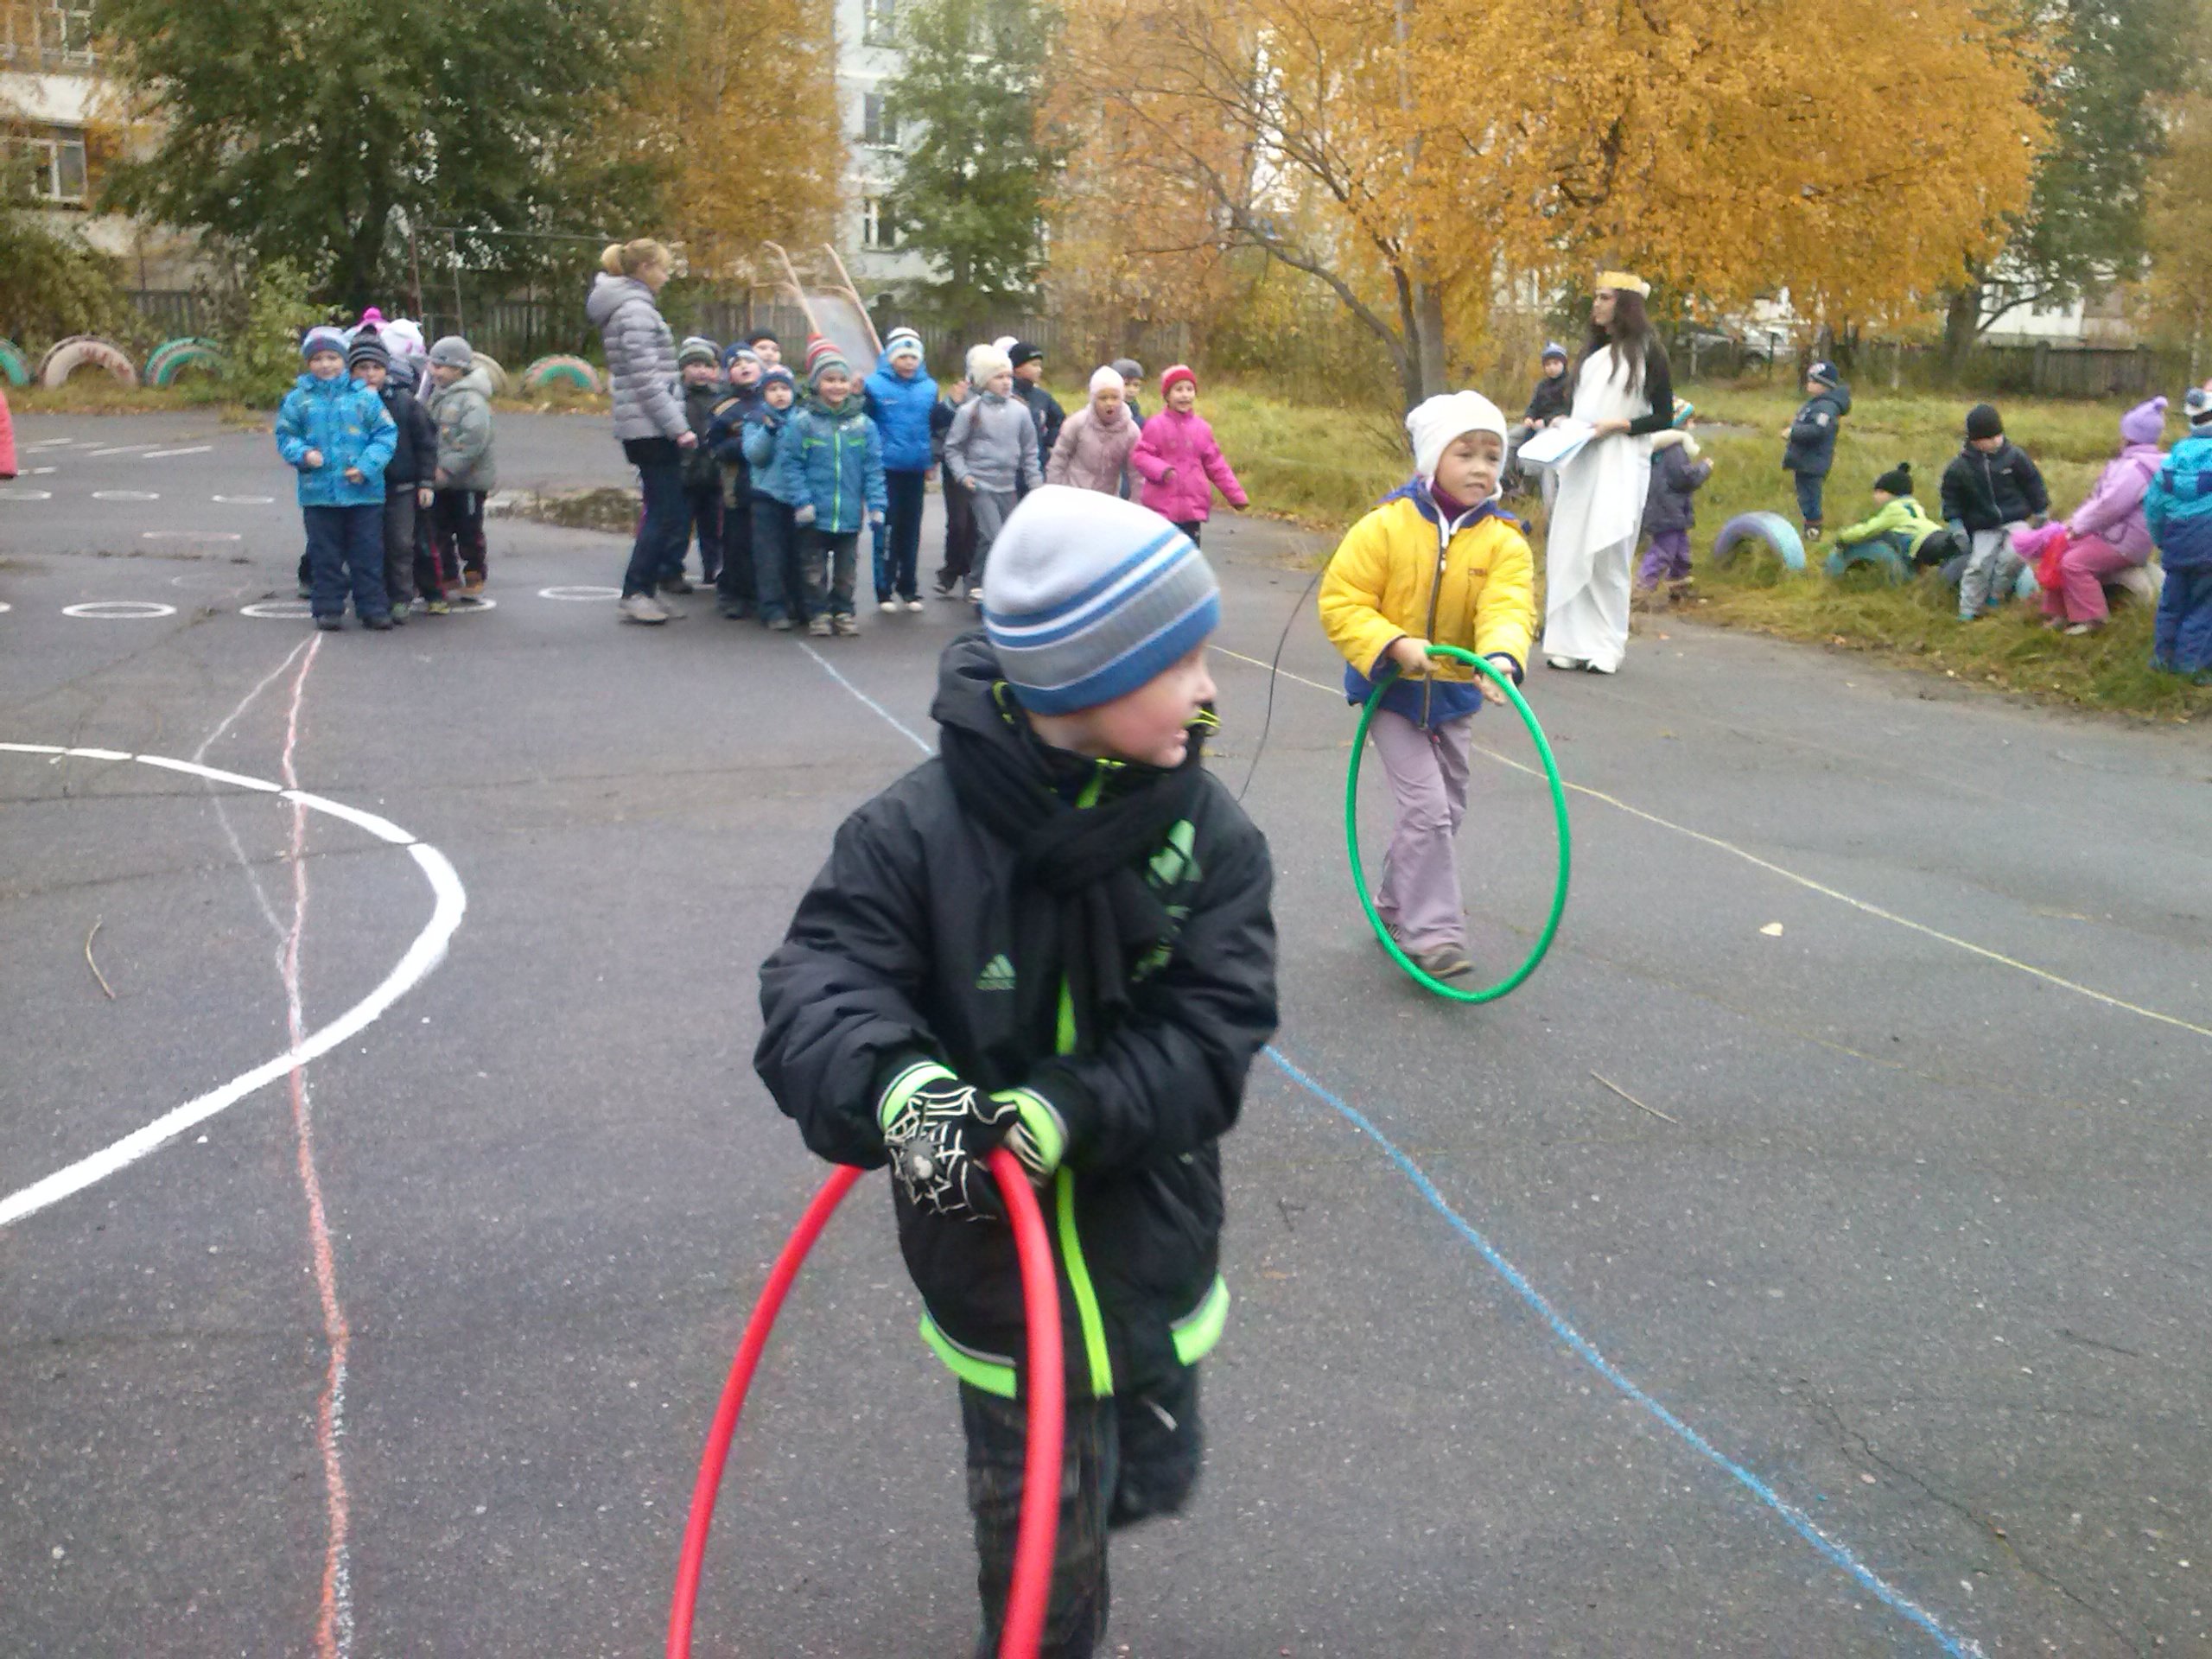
left=141, top=531, right=242, bottom=543
left=212, top=493, right=275, bottom=505
left=537, top=584, right=620, bottom=601
left=62, top=601, right=177, bottom=620
left=446, top=595, right=498, bottom=613
left=0, top=741, right=467, bottom=1226
left=0, top=486, right=52, bottom=500
left=0, top=602, right=11, bottom=613
left=241, top=600, right=315, bottom=620
left=92, top=490, right=162, bottom=502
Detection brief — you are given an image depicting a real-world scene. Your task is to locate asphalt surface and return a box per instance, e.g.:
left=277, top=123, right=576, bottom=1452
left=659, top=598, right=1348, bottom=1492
left=3, top=410, right=2209, bottom=1657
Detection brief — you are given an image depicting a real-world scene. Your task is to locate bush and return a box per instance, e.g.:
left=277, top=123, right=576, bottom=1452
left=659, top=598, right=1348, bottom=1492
left=219, top=259, right=322, bottom=407
left=0, top=200, right=138, bottom=346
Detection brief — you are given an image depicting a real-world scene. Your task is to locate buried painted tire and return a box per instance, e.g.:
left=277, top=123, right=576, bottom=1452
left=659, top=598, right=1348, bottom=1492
left=1711, top=511, right=1806, bottom=574
left=145, top=338, right=226, bottom=387
left=38, top=335, right=140, bottom=390
left=470, top=353, right=512, bottom=397
left=0, top=337, right=29, bottom=386
left=1821, top=542, right=1911, bottom=583
left=521, top=354, right=601, bottom=395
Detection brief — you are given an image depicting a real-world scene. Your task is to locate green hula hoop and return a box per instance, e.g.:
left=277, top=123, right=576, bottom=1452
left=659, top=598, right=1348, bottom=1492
left=1345, top=643, right=1573, bottom=1003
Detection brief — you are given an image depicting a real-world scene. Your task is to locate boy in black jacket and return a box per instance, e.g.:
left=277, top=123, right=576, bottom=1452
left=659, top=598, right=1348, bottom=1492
left=346, top=330, right=435, bottom=622
left=709, top=346, right=766, bottom=619
left=675, top=337, right=725, bottom=588
left=757, top=486, right=1279, bottom=1659
left=1782, top=359, right=1850, bottom=541
left=1941, top=403, right=2048, bottom=620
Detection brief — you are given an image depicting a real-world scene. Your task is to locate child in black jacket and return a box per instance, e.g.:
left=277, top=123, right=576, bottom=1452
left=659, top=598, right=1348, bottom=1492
left=758, top=486, right=1279, bottom=1658
left=1940, top=403, right=2049, bottom=620
left=346, top=330, right=435, bottom=620
left=708, top=346, right=766, bottom=618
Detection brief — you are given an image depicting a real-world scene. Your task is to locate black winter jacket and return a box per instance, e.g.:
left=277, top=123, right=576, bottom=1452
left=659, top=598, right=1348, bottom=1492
left=1523, top=372, right=1570, bottom=427
left=1940, top=441, right=2049, bottom=531
left=680, top=381, right=724, bottom=491
left=1015, top=379, right=1065, bottom=461
left=756, top=634, right=1279, bottom=1397
left=376, top=368, right=437, bottom=488
left=1783, top=384, right=1851, bottom=477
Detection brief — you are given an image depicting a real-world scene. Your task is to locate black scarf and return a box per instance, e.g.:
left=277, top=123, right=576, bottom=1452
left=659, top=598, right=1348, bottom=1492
left=940, top=696, right=1205, bottom=1073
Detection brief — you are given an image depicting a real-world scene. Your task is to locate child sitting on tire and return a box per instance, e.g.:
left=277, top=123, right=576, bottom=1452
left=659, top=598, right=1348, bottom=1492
left=1827, top=463, right=1945, bottom=579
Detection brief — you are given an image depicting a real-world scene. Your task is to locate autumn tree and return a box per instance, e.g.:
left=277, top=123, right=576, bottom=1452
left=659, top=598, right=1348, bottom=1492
left=643, top=0, right=842, bottom=282
left=1058, top=0, right=2047, bottom=406
left=883, top=0, right=1064, bottom=326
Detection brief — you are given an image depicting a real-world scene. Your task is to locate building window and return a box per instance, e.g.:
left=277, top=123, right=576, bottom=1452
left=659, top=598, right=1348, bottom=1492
left=3, top=3, right=97, bottom=67
left=10, top=129, right=89, bottom=206
left=861, top=198, right=899, bottom=251
left=862, top=0, right=897, bottom=47
left=861, top=92, right=899, bottom=150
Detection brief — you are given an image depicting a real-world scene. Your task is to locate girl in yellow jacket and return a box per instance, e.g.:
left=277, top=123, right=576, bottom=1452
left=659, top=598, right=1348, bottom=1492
left=1318, top=391, right=1538, bottom=982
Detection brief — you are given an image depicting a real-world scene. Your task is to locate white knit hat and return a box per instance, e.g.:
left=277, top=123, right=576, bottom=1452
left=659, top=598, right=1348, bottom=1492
left=967, top=343, right=1012, bottom=387
left=1089, top=365, right=1125, bottom=397
left=1405, top=391, right=1508, bottom=481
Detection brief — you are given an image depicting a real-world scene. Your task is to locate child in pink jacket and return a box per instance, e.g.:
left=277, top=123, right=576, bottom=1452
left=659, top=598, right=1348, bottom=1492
left=2013, top=395, right=2167, bottom=633
left=1129, top=365, right=1247, bottom=542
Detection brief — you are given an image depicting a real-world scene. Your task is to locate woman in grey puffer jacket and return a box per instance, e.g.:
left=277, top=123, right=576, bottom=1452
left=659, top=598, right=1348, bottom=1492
left=586, top=238, right=697, bottom=623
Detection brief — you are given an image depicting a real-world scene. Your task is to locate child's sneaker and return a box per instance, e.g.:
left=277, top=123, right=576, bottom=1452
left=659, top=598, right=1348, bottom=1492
left=1408, top=943, right=1474, bottom=982
left=878, top=599, right=899, bottom=614
left=831, top=613, right=860, bottom=637
left=425, top=597, right=451, bottom=615
left=766, top=615, right=794, bottom=632
left=808, top=615, right=833, bottom=637
left=905, top=598, right=925, bottom=613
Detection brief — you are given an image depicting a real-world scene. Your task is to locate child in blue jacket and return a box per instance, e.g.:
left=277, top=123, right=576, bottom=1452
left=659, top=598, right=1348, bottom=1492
left=275, top=327, right=398, bottom=630
left=1782, top=360, right=1850, bottom=541
left=863, top=327, right=938, bottom=611
left=2145, top=389, right=2212, bottom=683
left=739, top=366, right=807, bottom=631
left=771, top=339, right=887, bottom=636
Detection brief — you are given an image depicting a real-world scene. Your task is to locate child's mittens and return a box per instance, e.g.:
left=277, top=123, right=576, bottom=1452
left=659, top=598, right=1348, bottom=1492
left=793, top=503, right=817, bottom=527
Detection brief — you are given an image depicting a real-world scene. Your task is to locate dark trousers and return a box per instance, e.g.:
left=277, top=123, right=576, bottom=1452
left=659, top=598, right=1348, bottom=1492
left=873, top=468, right=928, bottom=601
left=1792, top=470, right=1825, bottom=529
left=939, top=479, right=977, bottom=588
left=679, top=482, right=723, bottom=582
left=382, top=487, right=418, bottom=611
left=2153, top=564, right=2212, bottom=673
left=302, top=503, right=389, bottom=622
left=622, top=438, right=688, bottom=599
left=798, top=526, right=859, bottom=619
left=1173, top=518, right=1204, bottom=548
left=750, top=496, right=802, bottom=621
left=431, top=489, right=486, bottom=588
left=716, top=480, right=760, bottom=614
left=961, top=1366, right=1201, bottom=1659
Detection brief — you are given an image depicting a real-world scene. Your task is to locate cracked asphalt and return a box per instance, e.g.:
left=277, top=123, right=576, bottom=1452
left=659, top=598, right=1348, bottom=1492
left=3, top=410, right=2209, bottom=1656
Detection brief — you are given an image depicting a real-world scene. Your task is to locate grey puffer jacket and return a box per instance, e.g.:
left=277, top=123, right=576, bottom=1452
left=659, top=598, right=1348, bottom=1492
left=944, top=390, right=1042, bottom=495
left=426, top=363, right=498, bottom=493
left=586, top=272, right=685, bottom=443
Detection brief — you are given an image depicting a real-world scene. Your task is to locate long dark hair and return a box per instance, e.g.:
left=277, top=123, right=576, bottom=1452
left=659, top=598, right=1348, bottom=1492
left=1580, top=290, right=1663, bottom=399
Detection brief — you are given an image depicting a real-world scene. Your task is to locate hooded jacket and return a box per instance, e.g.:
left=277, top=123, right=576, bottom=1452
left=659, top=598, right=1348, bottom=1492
left=2145, top=433, right=2212, bottom=570
left=864, top=347, right=941, bottom=473
left=2067, top=442, right=2164, bottom=564
left=373, top=359, right=437, bottom=489
left=275, top=372, right=397, bottom=508
left=944, top=389, right=1042, bottom=496
left=1129, top=406, right=1246, bottom=524
left=585, top=271, right=686, bottom=443
left=1783, top=382, right=1851, bottom=477
left=1045, top=403, right=1141, bottom=494
left=740, top=401, right=804, bottom=505
left=1834, top=494, right=1944, bottom=560
left=1641, top=430, right=1712, bottom=537
left=707, top=380, right=766, bottom=499
left=1318, top=481, right=1538, bottom=730
left=425, top=363, right=498, bottom=493
left=756, top=632, right=1278, bottom=1396
left=1940, top=440, right=2048, bottom=531
left=770, top=393, right=887, bottom=532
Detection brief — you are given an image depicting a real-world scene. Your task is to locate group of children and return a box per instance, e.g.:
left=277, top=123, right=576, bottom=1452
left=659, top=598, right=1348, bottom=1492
left=276, top=315, right=496, bottom=629
left=658, top=323, right=1249, bottom=637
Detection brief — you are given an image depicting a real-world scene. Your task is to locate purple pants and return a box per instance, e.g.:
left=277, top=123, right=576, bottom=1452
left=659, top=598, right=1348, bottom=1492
left=1637, top=529, right=1692, bottom=588
left=1370, top=709, right=1472, bottom=952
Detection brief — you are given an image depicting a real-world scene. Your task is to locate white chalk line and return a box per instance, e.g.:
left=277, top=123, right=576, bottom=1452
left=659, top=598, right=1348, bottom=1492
left=0, top=744, right=467, bottom=1229
left=1208, top=644, right=2212, bottom=1043
left=143, top=446, right=213, bottom=459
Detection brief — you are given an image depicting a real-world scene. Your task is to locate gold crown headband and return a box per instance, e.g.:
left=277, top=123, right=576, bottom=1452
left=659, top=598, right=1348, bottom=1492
left=1596, top=270, right=1651, bottom=297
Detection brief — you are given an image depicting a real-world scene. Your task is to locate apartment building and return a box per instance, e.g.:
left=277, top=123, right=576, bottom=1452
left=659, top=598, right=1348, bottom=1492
left=834, top=0, right=931, bottom=296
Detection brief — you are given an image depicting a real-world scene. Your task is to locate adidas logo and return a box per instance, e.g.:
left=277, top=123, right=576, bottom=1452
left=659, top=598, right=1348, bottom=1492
left=976, top=954, right=1016, bottom=992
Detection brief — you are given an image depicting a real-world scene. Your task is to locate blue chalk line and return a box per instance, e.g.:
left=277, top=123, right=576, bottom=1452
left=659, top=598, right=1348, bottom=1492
left=1263, top=1044, right=1981, bottom=1659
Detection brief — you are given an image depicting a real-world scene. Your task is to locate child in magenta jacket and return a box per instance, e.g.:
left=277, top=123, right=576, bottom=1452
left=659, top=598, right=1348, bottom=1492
left=1129, top=365, right=1248, bottom=543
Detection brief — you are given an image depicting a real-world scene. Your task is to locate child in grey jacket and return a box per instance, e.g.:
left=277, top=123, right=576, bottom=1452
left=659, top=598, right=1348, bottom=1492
left=943, top=344, right=1042, bottom=601
left=425, top=335, right=498, bottom=594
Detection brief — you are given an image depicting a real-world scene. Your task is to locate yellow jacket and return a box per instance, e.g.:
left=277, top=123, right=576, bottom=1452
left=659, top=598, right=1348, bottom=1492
left=1318, top=487, right=1537, bottom=725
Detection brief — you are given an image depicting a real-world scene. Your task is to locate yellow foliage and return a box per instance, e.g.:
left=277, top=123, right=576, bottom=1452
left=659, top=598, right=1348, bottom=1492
left=639, top=0, right=844, bottom=281
left=2141, top=92, right=2212, bottom=359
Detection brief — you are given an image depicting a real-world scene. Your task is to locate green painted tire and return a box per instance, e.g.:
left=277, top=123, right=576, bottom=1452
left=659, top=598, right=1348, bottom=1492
left=145, top=340, right=226, bottom=387
left=522, top=354, right=601, bottom=394
left=1345, top=644, right=1572, bottom=1003
left=0, top=338, right=29, bottom=387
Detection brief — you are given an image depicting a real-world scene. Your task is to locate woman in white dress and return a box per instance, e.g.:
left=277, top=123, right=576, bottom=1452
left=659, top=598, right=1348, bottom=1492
left=1541, top=272, right=1675, bottom=673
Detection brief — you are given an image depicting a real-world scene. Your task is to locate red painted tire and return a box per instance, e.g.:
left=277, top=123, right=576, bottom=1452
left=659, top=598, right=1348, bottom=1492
left=38, top=335, right=141, bottom=390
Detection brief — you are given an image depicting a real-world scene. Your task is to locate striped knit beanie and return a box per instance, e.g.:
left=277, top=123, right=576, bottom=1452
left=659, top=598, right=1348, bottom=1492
left=982, top=486, right=1220, bottom=715
left=677, top=335, right=720, bottom=369
left=886, top=327, right=924, bottom=363
left=301, top=326, right=348, bottom=362
left=804, top=334, right=850, bottom=385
